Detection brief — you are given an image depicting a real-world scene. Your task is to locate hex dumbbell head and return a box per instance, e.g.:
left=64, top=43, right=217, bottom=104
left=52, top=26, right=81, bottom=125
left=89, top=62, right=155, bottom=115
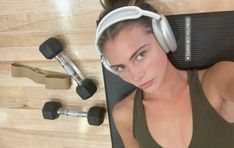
left=87, top=106, right=105, bottom=126
left=42, top=101, right=62, bottom=120
left=39, top=38, right=63, bottom=59
left=76, top=79, right=97, bottom=100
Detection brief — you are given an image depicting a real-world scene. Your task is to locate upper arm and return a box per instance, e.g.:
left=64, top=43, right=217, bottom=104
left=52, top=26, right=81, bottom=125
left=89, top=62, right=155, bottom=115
left=209, top=61, right=234, bottom=102
left=112, top=100, right=139, bottom=148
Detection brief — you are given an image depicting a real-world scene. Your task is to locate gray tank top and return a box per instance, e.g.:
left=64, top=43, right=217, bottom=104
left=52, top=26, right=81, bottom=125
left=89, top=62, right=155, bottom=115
left=133, top=70, right=234, bottom=148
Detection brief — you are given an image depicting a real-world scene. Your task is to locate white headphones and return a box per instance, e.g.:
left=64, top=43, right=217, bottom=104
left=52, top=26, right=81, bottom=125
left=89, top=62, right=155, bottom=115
left=95, top=6, right=177, bottom=74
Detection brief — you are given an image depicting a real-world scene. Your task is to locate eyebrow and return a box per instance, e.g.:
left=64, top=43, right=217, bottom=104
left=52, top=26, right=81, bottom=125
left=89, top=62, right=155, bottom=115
left=110, top=44, right=149, bottom=68
left=129, top=44, right=149, bottom=61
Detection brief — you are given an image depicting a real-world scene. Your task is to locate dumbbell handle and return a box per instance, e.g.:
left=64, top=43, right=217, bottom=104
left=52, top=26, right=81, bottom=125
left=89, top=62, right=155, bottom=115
left=55, top=53, right=83, bottom=85
left=57, top=108, right=87, bottom=117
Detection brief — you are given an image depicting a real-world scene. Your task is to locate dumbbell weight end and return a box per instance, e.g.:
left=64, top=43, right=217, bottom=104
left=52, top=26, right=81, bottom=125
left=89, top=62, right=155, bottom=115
left=76, top=79, right=97, bottom=100
left=42, top=101, right=62, bottom=120
left=87, top=106, right=105, bottom=126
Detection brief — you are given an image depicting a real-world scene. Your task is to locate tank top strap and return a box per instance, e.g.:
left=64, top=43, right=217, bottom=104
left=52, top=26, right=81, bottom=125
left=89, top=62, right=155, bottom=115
left=187, top=70, right=206, bottom=101
left=132, top=88, right=162, bottom=148
left=132, top=88, right=145, bottom=138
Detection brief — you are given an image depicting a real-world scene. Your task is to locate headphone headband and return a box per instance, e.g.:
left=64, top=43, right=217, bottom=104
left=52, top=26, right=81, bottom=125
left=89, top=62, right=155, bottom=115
left=95, top=6, right=177, bottom=74
left=95, top=6, right=161, bottom=55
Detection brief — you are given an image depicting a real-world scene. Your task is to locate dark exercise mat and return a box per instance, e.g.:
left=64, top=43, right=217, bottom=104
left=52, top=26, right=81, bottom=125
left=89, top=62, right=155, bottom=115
left=102, top=11, right=234, bottom=148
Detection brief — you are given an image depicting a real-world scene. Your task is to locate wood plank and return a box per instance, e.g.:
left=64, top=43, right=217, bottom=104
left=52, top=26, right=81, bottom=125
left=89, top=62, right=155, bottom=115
left=0, top=45, right=100, bottom=62
left=0, top=128, right=111, bottom=148
left=0, top=86, right=106, bottom=109
left=0, top=0, right=102, bottom=15
left=0, top=11, right=98, bottom=31
left=0, top=108, right=110, bottom=132
left=0, top=31, right=96, bottom=47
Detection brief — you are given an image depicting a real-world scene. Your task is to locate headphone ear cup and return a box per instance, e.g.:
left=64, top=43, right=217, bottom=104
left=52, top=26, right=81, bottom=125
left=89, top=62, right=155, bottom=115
left=101, top=56, right=117, bottom=74
left=152, top=15, right=177, bottom=53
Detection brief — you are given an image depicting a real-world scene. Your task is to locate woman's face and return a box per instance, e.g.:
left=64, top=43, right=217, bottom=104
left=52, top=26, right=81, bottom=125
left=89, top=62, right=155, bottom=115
left=103, top=22, right=169, bottom=93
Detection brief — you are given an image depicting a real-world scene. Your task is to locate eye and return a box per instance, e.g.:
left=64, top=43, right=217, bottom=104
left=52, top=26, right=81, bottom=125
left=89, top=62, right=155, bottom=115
left=112, top=65, right=126, bottom=72
left=136, top=51, right=146, bottom=61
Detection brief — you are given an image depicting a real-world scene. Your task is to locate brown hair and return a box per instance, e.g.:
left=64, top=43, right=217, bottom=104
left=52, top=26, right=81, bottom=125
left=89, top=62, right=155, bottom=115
left=97, top=0, right=158, bottom=54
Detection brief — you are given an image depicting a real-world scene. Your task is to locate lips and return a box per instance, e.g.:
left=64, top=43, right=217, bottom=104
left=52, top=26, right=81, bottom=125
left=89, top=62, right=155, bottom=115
left=138, top=79, right=153, bottom=89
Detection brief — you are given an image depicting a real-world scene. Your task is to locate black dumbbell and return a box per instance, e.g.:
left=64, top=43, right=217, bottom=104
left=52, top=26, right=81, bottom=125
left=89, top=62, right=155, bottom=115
left=42, top=101, right=105, bottom=126
left=39, top=37, right=97, bottom=100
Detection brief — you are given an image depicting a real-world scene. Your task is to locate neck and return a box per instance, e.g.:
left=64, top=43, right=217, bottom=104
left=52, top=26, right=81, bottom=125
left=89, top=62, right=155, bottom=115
left=143, top=63, right=188, bottom=102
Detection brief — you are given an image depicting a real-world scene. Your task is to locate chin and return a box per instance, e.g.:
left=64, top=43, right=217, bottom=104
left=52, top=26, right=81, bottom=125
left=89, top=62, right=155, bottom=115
left=142, top=78, right=162, bottom=94
left=141, top=86, right=155, bottom=93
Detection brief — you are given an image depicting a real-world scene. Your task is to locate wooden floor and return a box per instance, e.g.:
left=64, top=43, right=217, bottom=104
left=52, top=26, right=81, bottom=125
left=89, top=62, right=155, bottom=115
left=0, top=0, right=233, bottom=147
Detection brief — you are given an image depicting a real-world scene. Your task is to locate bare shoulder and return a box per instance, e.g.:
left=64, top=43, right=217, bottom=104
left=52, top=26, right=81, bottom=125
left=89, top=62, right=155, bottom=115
left=198, top=61, right=234, bottom=82
left=200, top=61, right=234, bottom=82
left=198, top=61, right=234, bottom=101
left=112, top=89, right=137, bottom=127
left=207, top=61, right=234, bottom=76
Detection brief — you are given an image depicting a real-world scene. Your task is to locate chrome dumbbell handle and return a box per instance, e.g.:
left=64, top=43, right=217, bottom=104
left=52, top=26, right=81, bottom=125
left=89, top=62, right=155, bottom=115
left=55, top=53, right=83, bottom=85
left=57, top=108, right=87, bottom=117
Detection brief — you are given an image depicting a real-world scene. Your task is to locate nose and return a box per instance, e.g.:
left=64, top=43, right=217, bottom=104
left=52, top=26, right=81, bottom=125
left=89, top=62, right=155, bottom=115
left=129, top=65, right=145, bottom=82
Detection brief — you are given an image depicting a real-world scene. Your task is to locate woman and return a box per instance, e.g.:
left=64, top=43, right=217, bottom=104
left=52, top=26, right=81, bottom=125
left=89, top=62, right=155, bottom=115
left=95, top=0, right=234, bottom=147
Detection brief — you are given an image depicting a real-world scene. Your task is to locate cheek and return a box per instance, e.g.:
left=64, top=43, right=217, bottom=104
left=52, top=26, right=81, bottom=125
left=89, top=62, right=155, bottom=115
left=146, top=52, right=159, bottom=67
left=144, top=50, right=168, bottom=74
left=119, top=75, right=131, bottom=83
